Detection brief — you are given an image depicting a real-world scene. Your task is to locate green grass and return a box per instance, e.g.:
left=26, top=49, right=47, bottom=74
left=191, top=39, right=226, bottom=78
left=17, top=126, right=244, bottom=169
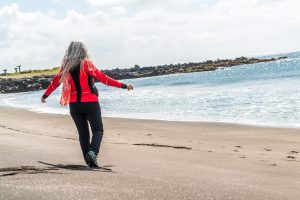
left=0, top=67, right=59, bottom=79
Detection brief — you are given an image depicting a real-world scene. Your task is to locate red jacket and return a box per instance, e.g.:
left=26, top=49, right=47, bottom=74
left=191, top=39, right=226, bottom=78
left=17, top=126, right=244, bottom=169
left=43, top=59, right=127, bottom=104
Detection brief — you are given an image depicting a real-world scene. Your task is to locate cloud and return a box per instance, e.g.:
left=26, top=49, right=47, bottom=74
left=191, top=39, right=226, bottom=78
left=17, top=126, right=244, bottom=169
left=52, top=0, right=69, bottom=3
left=86, top=0, right=136, bottom=7
left=0, top=0, right=300, bottom=72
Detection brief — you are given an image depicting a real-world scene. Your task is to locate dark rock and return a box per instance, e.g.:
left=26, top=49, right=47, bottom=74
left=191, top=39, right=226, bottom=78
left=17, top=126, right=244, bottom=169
left=0, top=56, right=288, bottom=94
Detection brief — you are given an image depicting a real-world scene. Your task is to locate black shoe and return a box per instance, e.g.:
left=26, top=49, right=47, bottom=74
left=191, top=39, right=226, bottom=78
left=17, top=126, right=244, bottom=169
left=84, top=158, right=91, bottom=166
left=85, top=151, right=99, bottom=168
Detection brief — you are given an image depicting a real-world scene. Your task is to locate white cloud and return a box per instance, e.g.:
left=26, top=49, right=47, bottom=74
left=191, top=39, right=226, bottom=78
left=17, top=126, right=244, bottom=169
left=0, top=0, right=300, bottom=72
left=52, top=0, right=69, bottom=3
left=110, top=6, right=127, bottom=16
left=86, top=0, right=136, bottom=7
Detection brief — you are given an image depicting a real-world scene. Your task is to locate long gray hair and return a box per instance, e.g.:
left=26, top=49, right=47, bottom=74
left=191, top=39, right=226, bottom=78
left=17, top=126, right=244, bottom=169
left=60, top=41, right=89, bottom=83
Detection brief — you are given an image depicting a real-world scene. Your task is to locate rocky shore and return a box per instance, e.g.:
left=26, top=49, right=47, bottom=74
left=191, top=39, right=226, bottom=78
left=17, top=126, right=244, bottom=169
left=0, top=75, right=53, bottom=93
left=0, top=56, right=287, bottom=94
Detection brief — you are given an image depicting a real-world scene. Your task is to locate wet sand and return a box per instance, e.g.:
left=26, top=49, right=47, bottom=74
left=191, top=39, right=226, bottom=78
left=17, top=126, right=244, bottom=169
left=0, top=107, right=299, bottom=200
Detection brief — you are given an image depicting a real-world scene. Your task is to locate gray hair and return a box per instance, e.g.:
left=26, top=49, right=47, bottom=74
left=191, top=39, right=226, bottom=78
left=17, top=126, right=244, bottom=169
left=60, top=41, right=89, bottom=83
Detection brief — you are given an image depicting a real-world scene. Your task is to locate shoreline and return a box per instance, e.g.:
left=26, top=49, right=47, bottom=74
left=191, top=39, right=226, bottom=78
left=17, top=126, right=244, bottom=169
left=0, top=106, right=299, bottom=199
left=1, top=105, right=299, bottom=130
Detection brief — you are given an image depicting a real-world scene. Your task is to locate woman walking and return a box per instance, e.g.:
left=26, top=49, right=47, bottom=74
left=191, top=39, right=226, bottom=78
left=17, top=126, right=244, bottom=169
left=41, top=41, right=133, bottom=168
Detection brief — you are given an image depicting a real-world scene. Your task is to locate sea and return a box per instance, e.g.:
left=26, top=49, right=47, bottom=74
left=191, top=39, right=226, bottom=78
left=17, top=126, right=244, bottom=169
left=1, top=52, right=300, bottom=127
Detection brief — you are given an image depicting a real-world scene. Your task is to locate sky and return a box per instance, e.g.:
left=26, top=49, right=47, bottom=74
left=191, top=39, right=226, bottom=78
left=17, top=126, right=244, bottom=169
left=0, top=0, right=299, bottom=71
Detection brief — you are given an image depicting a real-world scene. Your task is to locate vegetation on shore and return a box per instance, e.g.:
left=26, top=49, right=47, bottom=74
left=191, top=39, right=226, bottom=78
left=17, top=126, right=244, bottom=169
left=0, top=67, right=59, bottom=79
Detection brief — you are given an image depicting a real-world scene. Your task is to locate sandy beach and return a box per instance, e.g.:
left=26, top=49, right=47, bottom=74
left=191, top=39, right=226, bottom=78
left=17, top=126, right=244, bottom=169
left=0, top=107, right=299, bottom=200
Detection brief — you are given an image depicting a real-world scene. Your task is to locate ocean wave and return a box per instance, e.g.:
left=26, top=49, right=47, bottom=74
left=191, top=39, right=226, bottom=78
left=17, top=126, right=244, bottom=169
left=1, top=51, right=300, bottom=127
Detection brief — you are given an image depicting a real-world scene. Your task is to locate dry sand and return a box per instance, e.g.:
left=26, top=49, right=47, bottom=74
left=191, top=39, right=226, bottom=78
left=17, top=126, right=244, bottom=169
left=0, top=107, right=299, bottom=200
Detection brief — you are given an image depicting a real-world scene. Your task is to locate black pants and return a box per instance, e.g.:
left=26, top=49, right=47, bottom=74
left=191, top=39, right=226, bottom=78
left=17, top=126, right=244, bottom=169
left=69, top=102, right=103, bottom=158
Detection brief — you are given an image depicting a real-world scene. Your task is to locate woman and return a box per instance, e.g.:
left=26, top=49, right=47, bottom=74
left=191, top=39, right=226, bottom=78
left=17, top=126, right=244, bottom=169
left=41, top=41, right=133, bottom=168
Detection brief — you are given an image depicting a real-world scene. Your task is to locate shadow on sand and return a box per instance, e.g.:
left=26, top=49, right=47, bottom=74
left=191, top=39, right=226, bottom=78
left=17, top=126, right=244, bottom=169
left=38, top=161, right=115, bottom=172
left=0, top=161, right=115, bottom=177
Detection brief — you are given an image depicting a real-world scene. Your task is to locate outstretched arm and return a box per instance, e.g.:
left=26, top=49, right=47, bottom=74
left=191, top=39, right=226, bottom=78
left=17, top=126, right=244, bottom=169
left=84, top=60, right=133, bottom=90
left=41, top=71, right=62, bottom=103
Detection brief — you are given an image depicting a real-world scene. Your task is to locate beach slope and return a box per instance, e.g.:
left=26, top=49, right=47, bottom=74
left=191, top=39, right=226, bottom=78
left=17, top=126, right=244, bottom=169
left=0, top=107, right=299, bottom=200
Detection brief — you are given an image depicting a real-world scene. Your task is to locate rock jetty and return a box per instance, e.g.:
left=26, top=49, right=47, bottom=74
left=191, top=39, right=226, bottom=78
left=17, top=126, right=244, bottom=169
left=0, top=75, right=53, bottom=93
left=0, top=56, right=287, bottom=94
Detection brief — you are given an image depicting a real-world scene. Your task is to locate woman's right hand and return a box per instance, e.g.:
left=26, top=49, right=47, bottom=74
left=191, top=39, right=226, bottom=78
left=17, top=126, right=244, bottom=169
left=41, top=97, right=46, bottom=103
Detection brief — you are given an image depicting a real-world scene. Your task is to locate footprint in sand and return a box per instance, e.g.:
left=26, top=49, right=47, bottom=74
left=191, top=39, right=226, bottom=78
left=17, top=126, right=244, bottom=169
left=235, top=145, right=243, bottom=149
left=239, top=156, right=246, bottom=159
left=286, top=155, right=296, bottom=159
left=264, top=148, right=272, bottom=151
left=259, top=160, right=276, bottom=166
left=288, top=151, right=298, bottom=154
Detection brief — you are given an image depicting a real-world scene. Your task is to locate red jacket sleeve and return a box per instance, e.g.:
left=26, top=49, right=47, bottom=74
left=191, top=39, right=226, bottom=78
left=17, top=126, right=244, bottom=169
left=42, top=71, right=62, bottom=98
left=83, top=60, right=127, bottom=89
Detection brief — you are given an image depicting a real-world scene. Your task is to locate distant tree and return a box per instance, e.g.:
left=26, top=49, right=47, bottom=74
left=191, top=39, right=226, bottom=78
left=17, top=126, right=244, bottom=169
left=3, top=69, right=7, bottom=75
left=14, top=68, right=18, bottom=73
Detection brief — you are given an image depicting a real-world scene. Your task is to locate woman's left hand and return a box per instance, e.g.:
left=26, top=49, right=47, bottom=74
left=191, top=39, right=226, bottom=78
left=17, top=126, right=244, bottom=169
left=127, top=84, right=133, bottom=91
